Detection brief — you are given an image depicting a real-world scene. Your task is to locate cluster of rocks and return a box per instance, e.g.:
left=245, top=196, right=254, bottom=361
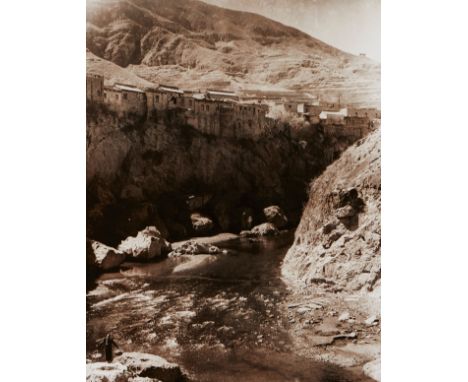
left=86, top=352, right=185, bottom=382
left=240, top=205, right=288, bottom=237
left=168, top=240, right=226, bottom=258
left=87, top=204, right=289, bottom=273
left=87, top=226, right=171, bottom=272
left=285, top=296, right=381, bottom=380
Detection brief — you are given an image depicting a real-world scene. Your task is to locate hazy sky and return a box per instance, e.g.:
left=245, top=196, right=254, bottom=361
left=202, top=0, right=381, bottom=61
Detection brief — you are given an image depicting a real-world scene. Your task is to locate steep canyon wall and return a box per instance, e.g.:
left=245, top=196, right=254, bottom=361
left=282, top=128, right=381, bottom=293
left=86, top=106, right=332, bottom=245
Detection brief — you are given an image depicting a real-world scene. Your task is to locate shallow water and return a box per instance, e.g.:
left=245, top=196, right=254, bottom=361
left=86, top=233, right=370, bottom=382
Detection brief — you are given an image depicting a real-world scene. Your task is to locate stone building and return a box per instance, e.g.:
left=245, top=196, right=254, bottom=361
left=319, top=101, right=342, bottom=111
left=182, top=91, right=196, bottom=110
left=283, top=101, right=299, bottom=114
left=229, top=102, right=268, bottom=137
left=186, top=97, right=222, bottom=135
left=298, top=103, right=322, bottom=124
left=319, top=108, right=348, bottom=125
left=347, top=107, right=381, bottom=120
left=86, top=74, right=104, bottom=103
left=103, top=83, right=146, bottom=116
left=90, top=77, right=269, bottom=138
left=184, top=96, right=268, bottom=138
left=146, top=84, right=185, bottom=114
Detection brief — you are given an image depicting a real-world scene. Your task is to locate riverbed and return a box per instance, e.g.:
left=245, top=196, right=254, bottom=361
left=86, top=232, right=373, bottom=382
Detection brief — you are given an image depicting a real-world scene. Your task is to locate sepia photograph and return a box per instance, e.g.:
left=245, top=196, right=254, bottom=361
left=85, top=0, right=380, bottom=381
left=5, top=1, right=468, bottom=381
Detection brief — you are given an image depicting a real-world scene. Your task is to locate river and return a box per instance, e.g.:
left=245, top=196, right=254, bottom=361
left=86, top=232, right=371, bottom=382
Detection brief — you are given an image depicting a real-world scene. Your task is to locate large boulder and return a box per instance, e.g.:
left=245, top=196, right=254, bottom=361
left=118, top=226, right=171, bottom=260
left=168, top=240, right=224, bottom=257
left=263, top=205, right=288, bottom=229
left=87, top=239, right=126, bottom=271
left=250, top=222, right=280, bottom=237
left=190, top=213, right=214, bottom=235
left=86, top=361, right=130, bottom=382
left=116, top=352, right=184, bottom=382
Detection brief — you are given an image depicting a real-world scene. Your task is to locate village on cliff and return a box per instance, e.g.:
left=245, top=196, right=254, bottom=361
left=87, top=72, right=380, bottom=145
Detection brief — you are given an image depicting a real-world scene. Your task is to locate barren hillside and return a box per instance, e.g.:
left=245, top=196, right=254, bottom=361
left=86, top=0, right=380, bottom=106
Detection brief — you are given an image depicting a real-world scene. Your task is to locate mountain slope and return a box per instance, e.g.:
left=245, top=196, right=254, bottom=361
left=86, top=0, right=380, bottom=106
left=87, top=50, right=155, bottom=88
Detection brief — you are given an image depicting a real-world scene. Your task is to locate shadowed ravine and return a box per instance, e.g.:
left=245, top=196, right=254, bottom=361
left=86, top=232, right=373, bottom=382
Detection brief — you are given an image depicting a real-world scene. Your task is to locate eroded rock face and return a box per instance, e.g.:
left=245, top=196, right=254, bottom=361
left=120, top=185, right=144, bottom=202
left=250, top=222, right=280, bottom=237
left=87, top=239, right=126, bottom=271
left=118, top=226, right=171, bottom=260
left=86, top=111, right=327, bottom=244
left=282, top=129, right=381, bottom=293
left=190, top=213, right=214, bottom=235
left=263, top=205, right=288, bottom=229
left=115, top=352, right=184, bottom=382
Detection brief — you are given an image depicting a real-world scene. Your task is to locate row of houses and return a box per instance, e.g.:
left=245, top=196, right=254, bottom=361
left=86, top=74, right=269, bottom=137
left=282, top=100, right=380, bottom=122
left=280, top=98, right=380, bottom=139
left=86, top=73, right=379, bottom=140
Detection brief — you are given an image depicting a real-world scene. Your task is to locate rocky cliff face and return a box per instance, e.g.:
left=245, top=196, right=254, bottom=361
left=281, top=128, right=380, bottom=293
left=86, top=106, right=329, bottom=245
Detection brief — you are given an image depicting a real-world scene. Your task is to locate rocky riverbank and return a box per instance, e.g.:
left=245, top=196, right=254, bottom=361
left=280, top=128, right=381, bottom=380
left=87, top=232, right=377, bottom=382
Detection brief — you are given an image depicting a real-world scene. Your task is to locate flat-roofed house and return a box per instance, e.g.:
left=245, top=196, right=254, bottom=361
left=297, top=103, right=321, bottom=124
left=103, top=83, right=146, bottom=115
left=206, top=89, right=239, bottom=102
left=182, top=90, right=196, bottom=110
left=319, top=108, right=347, bottom=125
left=153, top=84, right=185, bottom=110
left=347, top=107, right=381, bottom=120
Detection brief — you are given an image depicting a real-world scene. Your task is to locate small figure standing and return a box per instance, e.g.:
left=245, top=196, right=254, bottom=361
left=98, top=334, right=120, bottom=363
